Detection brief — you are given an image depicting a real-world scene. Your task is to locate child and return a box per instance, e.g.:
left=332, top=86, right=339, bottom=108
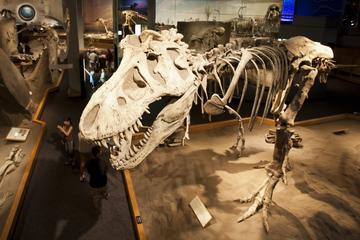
left=57, top=117, right=74, bottom=165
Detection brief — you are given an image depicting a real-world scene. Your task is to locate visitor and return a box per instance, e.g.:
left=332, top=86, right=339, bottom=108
left=106, top=48, right=113, bottom=71
left=86, top=146, right=108, bottom=208
left=99, top=52, right=107, bottom=69
left=100, top=68, right=106, bottom=83
left=57, top=117, right=74, bottom=165
left=78, top=132, right=94, bottom=182
left=88, top=50, right=98, bottom=70
left=84, top=68, right=96, bottom=89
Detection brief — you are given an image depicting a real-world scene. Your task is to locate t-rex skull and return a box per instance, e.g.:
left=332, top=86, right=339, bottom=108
left=79, top=29, right=199, bottom=170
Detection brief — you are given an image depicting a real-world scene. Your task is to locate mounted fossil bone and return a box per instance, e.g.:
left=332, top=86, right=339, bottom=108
left=80, top=29, right=203, bottom=169
left=80, top=29, right=335, bottom=231
left=0, top=48, right=32, bottom=126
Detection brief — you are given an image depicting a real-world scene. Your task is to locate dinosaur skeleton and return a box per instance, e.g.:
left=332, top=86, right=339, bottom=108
left=96, top=17, right=114, bottom=38
left=0, top=146, right=25, bottom=207
left=121, top=10, right=147, bottom=35
left=79, top=29, right=335, bottom=230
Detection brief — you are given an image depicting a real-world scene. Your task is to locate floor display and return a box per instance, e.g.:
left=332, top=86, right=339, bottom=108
left=80, top=27, right=337, bottom=233
left=0, top=121, right=42, bottom=235
left=131, top=118, right=360, bottom=239
left=0, top=146, right=24, bottom=207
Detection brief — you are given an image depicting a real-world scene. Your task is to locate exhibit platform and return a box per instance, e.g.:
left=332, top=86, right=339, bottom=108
left=125, top=114, right=360, bottom=240
left=0, top=71, right=63, bottom=239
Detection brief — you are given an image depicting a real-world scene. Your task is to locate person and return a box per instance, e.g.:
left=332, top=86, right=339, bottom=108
left=100, top=68, right=106, bottom=83
left=86, top=146, right=108, bottom=208
left=84, top=68, right=95, bottom=89
left=88, top=50, right=98, bottom=70
left=106, top=48, right=113, bottom=71
left=78, top=132, right=94, bottom=182
left=57, top=117, right=74, bottom=165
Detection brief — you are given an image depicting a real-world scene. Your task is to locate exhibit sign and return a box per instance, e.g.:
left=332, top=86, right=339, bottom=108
left=189, top=196, right=213, bottom=228
left=6, top=128, right=30, bottom=142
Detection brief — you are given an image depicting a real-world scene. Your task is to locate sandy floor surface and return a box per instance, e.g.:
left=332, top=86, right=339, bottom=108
left=132, top=119, right=360, bottom=240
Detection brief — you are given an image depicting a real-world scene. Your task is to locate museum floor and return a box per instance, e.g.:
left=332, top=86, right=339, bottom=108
left=11, top=78, right=135, bottom=240
left=9, top=72, right=360, bottom=240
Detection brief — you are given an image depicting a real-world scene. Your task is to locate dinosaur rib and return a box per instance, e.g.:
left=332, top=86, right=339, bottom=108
left=236, top=68, right=248, bottom=113
left=248, top=53, right=264, bottom=130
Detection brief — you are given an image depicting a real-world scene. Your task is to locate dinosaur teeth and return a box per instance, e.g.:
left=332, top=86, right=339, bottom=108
left=133, top=124, right=139, bottom=132
left=145, top=131, right=150, bottom=138
left=113, top=135, right=120, bottom=147
left=144, top=108, right=150, bottom=114
left=101, top=139, right=108, bottom=148
left=140, top=139, right=146, bottom=145
left=137, top=119, right=143, bottom=128
left=132, top=145, right=139, bottom=152
left=130, top=127, right=135, bottom=134
left=129, top=148, right=135, bottom=156
left=125, top=152, right=130, bottom=159
left=120, top=132, right=124, bottom=139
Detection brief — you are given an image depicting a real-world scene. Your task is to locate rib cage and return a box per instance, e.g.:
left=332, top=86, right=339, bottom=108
left=201, top=44, right=289, bottom=130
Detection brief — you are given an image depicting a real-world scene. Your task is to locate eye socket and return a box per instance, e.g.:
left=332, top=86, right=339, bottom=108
left=133, top=68, right=147, bottom=88
left=123, top=68, right=147, bottom=100
left=146, top=52, right=158, bottom=61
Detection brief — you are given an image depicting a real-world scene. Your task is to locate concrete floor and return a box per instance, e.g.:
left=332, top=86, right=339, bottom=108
left=11, top=78, right=136, bottom=240
left=132, top=119, right=360, bottom=240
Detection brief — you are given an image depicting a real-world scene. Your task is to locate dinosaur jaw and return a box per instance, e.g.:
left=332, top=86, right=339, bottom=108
left=102, top=86, right=197, bottom=170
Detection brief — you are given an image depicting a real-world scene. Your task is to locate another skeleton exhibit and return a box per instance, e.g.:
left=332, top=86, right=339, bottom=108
left=0, top=2, right=68, bottom=126
left=80, top=28, right=335, bottom=230
left=120, top=10, right=148, bottom=36
left=0, top=146, right=24, bottom=207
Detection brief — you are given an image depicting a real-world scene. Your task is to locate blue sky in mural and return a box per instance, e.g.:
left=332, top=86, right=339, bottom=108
left=156, top=0, right=282, bottom=24
left=120, top=0, right=148, bottom=14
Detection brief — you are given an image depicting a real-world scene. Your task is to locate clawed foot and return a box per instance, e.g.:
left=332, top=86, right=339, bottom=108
left=230, top=143, right=245, bottom=157
left=235, top=175, right=280, bottom=232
